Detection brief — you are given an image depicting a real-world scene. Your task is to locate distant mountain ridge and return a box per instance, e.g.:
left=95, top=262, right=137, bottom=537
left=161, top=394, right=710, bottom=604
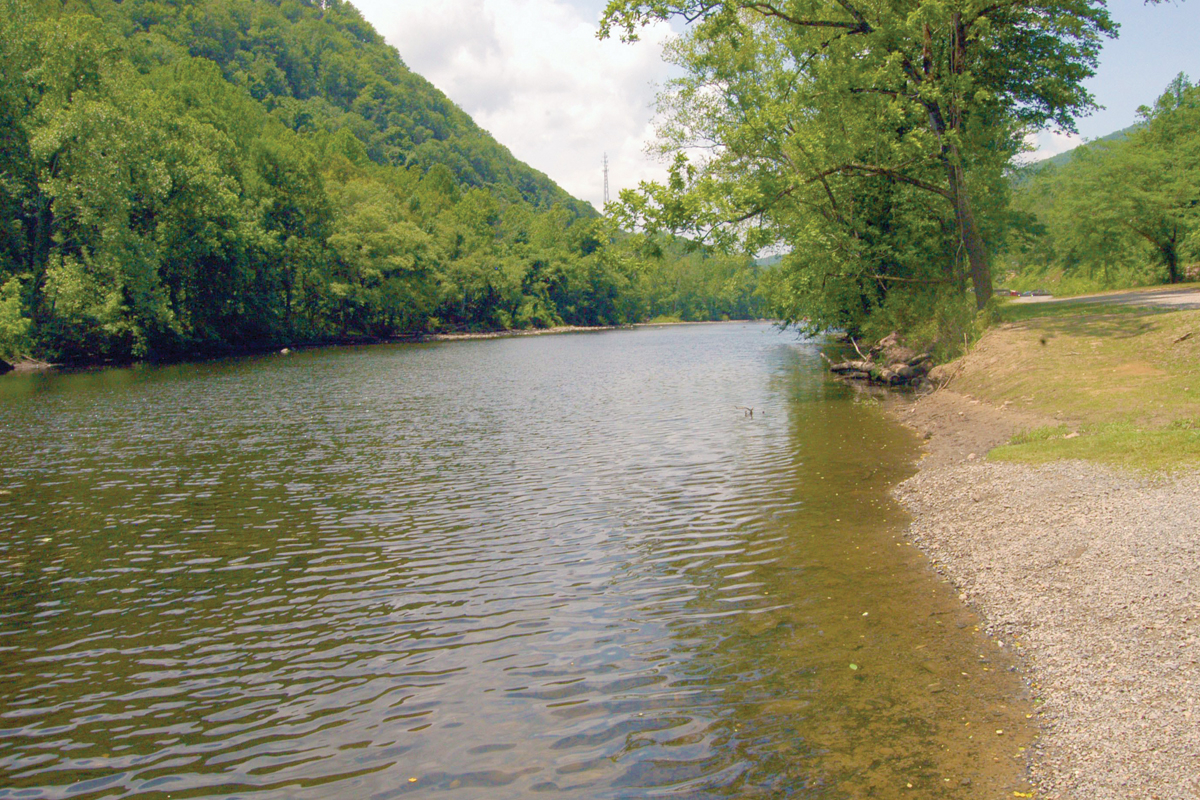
left=89, top=0, right=594, bottom=217
left=1027, top=123, right=1143, bottom=171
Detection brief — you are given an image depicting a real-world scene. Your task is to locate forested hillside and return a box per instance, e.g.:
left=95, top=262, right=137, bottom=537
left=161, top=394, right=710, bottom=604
left=1022, top=124, right=1140, bottom=174
left=1003, top=74, right=1200, bottom=292
left=0, top=0, right=762, bottom=365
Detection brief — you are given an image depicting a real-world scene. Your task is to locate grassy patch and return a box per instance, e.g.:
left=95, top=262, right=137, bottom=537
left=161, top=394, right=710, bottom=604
left=991, top=422, right=1200, bottom=472
left=1054, top=281, right=1200, bottom=299
left=954, top=305, right=1200, bottom=470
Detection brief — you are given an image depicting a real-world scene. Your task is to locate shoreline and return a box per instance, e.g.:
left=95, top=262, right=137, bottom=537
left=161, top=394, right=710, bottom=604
left=884, top=388, right=1200, bottom=800
left=425, top=318, right=753, bottom=342
left=0, top=319, right=764, bottom=376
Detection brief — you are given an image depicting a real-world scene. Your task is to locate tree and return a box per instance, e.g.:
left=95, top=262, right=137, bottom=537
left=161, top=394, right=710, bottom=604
left=600, top=0, right=1114, bottom=317
left=1122, top=75, right=1200, bottom=283
left=1009, top=75, right=1200, bottom=288
left=327, top=177, right=433, bottom=334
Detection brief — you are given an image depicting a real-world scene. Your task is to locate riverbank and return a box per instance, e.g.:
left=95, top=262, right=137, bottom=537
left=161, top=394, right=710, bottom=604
left=0, top=320, right=758, bottom=375
left=0, top=327, right=625, bottom=374
left=426, top=318, right=747, bottom=342
left=883, top=308, right=1200, bottom=799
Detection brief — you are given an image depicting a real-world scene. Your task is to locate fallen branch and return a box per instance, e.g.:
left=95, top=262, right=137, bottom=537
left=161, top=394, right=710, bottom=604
left=826, top=346, right=933, bottom=387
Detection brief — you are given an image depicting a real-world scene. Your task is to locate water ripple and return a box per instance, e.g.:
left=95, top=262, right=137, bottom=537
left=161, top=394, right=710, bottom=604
left=0, top=323, right=1032, bottom=798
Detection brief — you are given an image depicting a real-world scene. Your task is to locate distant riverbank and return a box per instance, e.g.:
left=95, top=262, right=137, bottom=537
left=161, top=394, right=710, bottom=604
left=884, top=303, right=1200, bottom=799
left=426, top=318, right=758, bottom=342
left=1, top=319, right=768, bottom=375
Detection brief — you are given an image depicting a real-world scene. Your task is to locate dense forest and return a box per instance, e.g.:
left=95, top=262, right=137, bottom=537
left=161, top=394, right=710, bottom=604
left=0, top=0, right=763, bottom=365
left=1002, top=74, right=1200, bottom=294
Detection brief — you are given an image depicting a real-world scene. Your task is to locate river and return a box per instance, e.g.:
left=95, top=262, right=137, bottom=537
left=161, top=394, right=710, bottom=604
left=0, top=322, right=1032, bottom=798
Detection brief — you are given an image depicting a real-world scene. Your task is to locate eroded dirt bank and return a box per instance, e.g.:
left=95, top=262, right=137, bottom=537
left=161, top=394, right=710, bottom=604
left=888, top=389, right=1200, bottom=800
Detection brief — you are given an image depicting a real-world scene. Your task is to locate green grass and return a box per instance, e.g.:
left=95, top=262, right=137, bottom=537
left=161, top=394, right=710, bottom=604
left=991, top=422, right=1200, bottom=472
left=955, top=304, right=1200, bottom=471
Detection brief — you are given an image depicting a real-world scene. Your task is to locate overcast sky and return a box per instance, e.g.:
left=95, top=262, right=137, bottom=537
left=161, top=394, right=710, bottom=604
left=351, top=0, right=1200, bottom=211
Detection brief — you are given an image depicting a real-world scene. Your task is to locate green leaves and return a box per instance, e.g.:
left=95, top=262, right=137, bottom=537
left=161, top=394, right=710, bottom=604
left=1012, top=75, right=1200, bottom=289
left=0, top=277, right=31, bottom=360
left=600, top=0, right=1114, bottom=336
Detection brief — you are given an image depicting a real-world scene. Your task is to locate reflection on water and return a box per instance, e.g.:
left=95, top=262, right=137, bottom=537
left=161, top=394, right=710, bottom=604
left=0, top=323, right=1032, bottom=798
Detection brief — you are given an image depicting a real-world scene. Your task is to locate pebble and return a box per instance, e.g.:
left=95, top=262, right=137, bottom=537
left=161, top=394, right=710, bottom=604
left=895, top=458, right=1200, bottom=800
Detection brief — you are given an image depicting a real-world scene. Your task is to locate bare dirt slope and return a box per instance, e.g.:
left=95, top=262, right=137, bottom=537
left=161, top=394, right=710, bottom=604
left=887, top=388, right=1057, bottom=469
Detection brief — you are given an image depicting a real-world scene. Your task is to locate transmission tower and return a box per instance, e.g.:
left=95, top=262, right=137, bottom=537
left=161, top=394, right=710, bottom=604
left=603, top=153, right=610, bottom=207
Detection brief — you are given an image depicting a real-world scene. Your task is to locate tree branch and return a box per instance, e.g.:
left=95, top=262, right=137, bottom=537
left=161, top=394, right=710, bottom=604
left=829, top=0, right=872, bottom=32
left=743, top=2, right=860, bottom=29
left=850, top=87, right=918, bottom=101
left=871, top=274, right=950, bottom=284
left=818, top=163, right=952, bottom=199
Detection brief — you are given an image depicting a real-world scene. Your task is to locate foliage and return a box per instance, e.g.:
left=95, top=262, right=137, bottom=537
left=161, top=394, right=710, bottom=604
left=600, top=0, right=1113, bottom=344
left=0, top=277, right=30, bottom=359
left=0, top=0, right=763, bottom=364
left=1005, top=74, right=1200, bottom=292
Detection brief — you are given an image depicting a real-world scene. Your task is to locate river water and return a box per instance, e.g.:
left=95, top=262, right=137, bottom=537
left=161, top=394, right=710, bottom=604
left=0, top=323, right=1032, bottom=799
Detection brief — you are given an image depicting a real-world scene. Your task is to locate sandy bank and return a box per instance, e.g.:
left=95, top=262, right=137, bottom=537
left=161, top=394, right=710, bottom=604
left=888, top=389, right=1200, bottom=799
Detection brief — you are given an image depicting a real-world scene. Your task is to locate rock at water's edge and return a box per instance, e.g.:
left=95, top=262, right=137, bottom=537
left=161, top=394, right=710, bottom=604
left=0, top=358, right=12, bottom=375
left=827, top=349, right=933, bottom=388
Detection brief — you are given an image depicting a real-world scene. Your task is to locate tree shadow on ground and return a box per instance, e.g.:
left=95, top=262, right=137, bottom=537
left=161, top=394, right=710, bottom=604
left=1001, top=304, right=1167, bottom=340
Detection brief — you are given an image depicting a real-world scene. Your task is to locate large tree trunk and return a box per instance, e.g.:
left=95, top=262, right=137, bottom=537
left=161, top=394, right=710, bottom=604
left=1163, top=228, right=1180, bottom=284
left=945, top=156, right=993, bottom=309
left=943, top=12, right=992, bottom=310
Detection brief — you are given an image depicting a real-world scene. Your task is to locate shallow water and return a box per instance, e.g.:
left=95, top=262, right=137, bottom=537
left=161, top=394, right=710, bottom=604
left=0, top=323, right=1032, bottom=798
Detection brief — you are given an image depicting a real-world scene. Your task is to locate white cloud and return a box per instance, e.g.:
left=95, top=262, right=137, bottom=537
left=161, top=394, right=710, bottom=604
left=350, top=0, right=678, bottom=211
left=1018, top=129, right=1084, bottom=165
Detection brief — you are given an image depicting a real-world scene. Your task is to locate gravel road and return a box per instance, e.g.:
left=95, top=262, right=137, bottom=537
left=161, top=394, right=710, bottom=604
left=1012, top=286, right=1200, bottom=310
left=890, top=391, right=1200, bottom=800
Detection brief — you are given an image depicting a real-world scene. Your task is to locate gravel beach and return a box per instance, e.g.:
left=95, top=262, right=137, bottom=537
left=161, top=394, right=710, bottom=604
left=890, top=390, right=1200, bottom=800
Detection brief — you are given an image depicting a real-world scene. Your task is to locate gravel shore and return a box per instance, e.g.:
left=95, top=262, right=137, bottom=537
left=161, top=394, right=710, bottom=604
left=890, top=391, right=1200, bottom=800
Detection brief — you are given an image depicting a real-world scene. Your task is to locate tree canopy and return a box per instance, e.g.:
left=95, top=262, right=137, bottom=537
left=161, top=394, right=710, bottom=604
left=600, top=0, right=1114, bottom=343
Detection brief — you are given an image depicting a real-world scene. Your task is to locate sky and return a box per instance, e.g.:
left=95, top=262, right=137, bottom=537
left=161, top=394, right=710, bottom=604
left=350, top=0, right=1200, bottom=211
left=1027, top=0, right=1200, bottom=162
